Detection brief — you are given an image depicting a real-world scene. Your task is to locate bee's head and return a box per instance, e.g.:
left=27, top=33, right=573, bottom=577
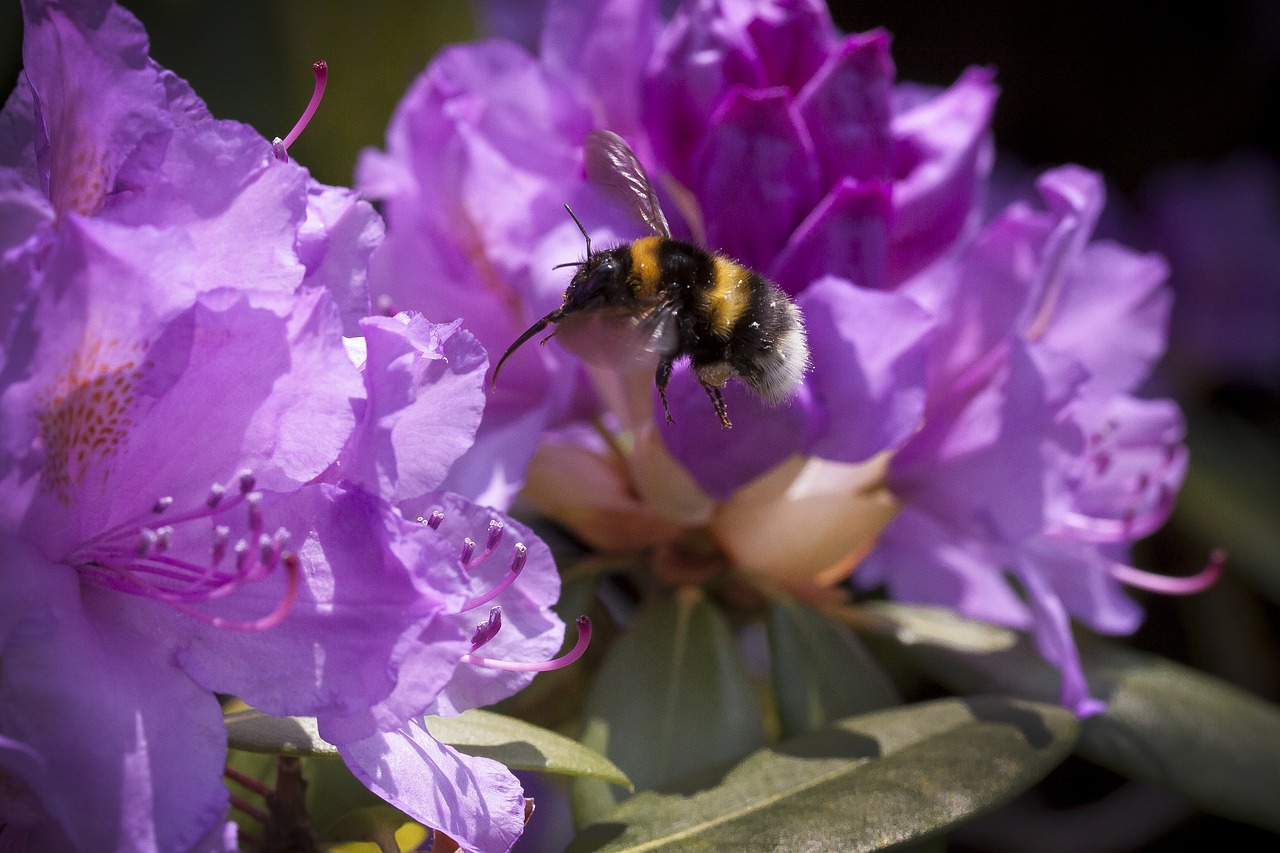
left=564, top=251, right=628, bottom=311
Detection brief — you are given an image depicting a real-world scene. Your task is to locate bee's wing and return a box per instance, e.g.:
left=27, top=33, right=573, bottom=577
left=584, top=130, right=672, bottom=239
left=551, top=295, right=680, bottom=371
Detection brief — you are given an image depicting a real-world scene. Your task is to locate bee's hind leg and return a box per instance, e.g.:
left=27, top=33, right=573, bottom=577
left=655, top=358, right=676, bottom=425
left=700, top=380, right=732, bottom=429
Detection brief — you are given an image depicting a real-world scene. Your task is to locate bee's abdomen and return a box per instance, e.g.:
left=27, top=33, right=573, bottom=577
left=717, top=268, right=809, bottom=403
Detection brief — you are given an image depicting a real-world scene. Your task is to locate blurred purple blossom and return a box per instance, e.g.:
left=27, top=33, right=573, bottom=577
left=361, top=0, right=1201, bottom=716
left=1139, top=150, right=1280, bottom=389
left=0, top=1, right=565, bottom=850
left=860, top=166, right=1188, bottom=715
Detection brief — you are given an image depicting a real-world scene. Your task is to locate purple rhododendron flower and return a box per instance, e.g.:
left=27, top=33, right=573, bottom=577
left=858, top=166, right=1201, bottom=715
left=360, top=0, right=1209, bottom=717
left=1, top=2, right=573, bottom=851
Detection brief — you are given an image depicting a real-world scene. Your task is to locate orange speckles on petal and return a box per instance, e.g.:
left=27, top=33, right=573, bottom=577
left=35, top=335, right=148, bottom=503
left=52, top=142, right=113, bottom=218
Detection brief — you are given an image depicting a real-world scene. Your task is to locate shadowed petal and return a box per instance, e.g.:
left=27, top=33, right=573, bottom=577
left=0, top=538, right=229, bottom=853
left=340, top=719, right=526, bottom=853
left=888, top=67, right=997, bottom=285
left=694, top=86, right=820, bottom=269
left=800, top=276, right=932, bottom=463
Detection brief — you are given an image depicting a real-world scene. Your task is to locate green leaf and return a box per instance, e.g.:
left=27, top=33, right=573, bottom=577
left=422, top=709, right=631, bottom=788
left=573, top=589, right=767, bottom=824
left=568, top=696, right=1077, bottom=852
left=324, top=805, right=429, bottom=852
left=768, top=597, right=901, bottom=738
left=225, top=708, right=340, bottom=757
left=225, top=706, right=630, bottom=788
left=860, top=602, right=1280, bottom=832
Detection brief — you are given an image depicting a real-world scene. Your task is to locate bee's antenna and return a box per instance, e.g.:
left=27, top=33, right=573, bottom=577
left=564, top=204, right=591, bottom=256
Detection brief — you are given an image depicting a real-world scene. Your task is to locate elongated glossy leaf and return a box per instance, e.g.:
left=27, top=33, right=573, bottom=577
left=423, top=709, right=631, bottom=788
left=569, top=696, right=1076, bottom=852
left=573, top=589, right=767, bottom=824
left=860, top=602, right=1280, bottom=831
left=225, top=708, right=340, bottom=757
left=226, top=707, right=630, bottom=787
left=768, top=597, right=901, bottom=738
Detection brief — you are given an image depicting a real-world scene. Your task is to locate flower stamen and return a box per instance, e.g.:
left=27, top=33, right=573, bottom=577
left=456, top=543, right=526, bottom=612
left=469, top=606, right=503, bottom=651
left=461, top=615, right=592, bottom=672
left=1110, top=548, right=1226, bottom=596
left=272, top=60, right=328, bottom=162
left=66, top=471, right=299, bottom=631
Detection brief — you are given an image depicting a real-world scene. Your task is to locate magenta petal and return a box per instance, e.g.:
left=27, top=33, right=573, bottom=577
left=1025, top=537, right=1143, bottom=636
left=1, top=80, right=41, bottom=183
left=856, top=507, right=1031, bottom=628
left=343, top=315, right=487, bottom=502
left=659, top=367, right=812, bottom=501
left=298, top=184, right=382, bottom=334
left=440, top=400, right=565, bottom=510
left=19, top=0, right=170, bottom=218
left=0, top=541, right=229, bottom=853
left=110, top=122, right=309, bottom=298
left=1051, top=393, right=1187, bottom=542
left=176, top=485, right=468, bottom=741
left=106, top=286, right=360, bottom=514
left=402, top=491, right=566, bottom=715
left=795, top=29, right=895, bottom=188
left=912, top=200, right=1052, bottom=394
left=740, top=0, right=839, bottom=91
left=800, top=277, right=932, bottom=463
left=694, top=86, right=821, bottom=269
left=541, top=0, right=659, bottom=135
left=888, top=66, right=997, bottom=284
left=1011, top=558, right=1107, bottom=717
left=1024, top=171, right=1174, bottom=397
left=1042, top=241, right=1169, bottom=393
left=643, top=0, right=757, bottom=186
left=894, top=343, right=1056, bottom=544
left=340, top=719, right=526, bottom=853
left=770, top=179, right=891, bottom=293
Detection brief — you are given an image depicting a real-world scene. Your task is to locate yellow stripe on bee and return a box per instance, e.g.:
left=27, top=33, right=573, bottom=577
left=629, top=236, right=664, bottom=299
left=706, top=256, right=751, bottom=337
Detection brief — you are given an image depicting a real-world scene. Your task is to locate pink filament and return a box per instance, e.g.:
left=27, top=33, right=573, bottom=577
left=275, top=60, right=328, bottom=160
left=1110, top=549, right=1226, bottom=596
left=456, top=543, right=526, bottom=613
left=69, top=473, right=300, bottom=631
left=460, top=615, right=592, bottom=672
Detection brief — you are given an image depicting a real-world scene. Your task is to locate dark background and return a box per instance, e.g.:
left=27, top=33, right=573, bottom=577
left=5, top=1, right=1278, bottom=189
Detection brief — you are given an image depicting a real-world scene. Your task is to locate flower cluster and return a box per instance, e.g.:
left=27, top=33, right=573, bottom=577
left=360, top=0, right=1212, bottom=716
left=0, top=1, right=576, bottom=850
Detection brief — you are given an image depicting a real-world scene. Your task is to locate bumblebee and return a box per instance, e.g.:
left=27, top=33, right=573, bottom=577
left=492, top=130, right=809, bottom=428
